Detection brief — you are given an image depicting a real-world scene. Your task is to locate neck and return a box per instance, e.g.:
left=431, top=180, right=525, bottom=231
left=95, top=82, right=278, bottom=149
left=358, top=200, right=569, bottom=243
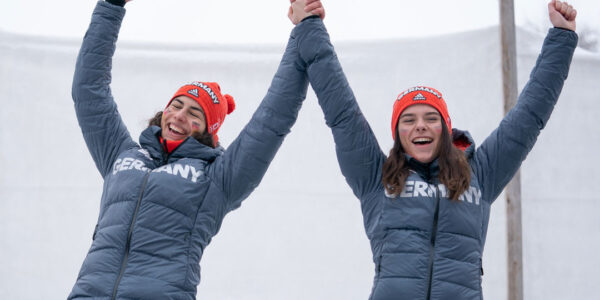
left=406, top=156, right=437, bottom=183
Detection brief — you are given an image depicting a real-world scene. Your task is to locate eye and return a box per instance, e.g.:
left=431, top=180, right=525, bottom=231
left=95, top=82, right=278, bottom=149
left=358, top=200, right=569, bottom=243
left=401, top=118, right=414, bottom=124
left=189, top=111, right=200, bottom=119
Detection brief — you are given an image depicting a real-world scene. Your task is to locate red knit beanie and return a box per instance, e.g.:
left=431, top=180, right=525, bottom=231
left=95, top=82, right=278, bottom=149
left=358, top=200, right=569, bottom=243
left=391, top=86, right=451, bottom=140
left=167, top=81, right=235, bottom=146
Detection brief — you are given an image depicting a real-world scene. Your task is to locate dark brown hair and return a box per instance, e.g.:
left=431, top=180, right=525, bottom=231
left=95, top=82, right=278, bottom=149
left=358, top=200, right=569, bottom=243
left=382, top=121, right=470, bottom=200
left=148, top=111, right=215, bottom=148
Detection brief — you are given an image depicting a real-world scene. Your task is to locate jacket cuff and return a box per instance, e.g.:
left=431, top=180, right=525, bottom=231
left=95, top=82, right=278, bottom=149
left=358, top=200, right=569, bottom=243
left=548, top=27, right=579, bottom=47
left=553, top=26, right=573, bottom=32
left=301, top=15, right=320, bottom=22
left=105, top=0, right=126, bottom=7
left=96, top=1, right=126, bottom=23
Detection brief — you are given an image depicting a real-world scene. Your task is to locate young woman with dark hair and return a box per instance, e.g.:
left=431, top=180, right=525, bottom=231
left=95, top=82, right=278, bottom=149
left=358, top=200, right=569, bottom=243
left=293, top=0, right=578, bottom=298
left=68, top=0, right=323, bottom=299
left=382, top=97, right=472, bottom=201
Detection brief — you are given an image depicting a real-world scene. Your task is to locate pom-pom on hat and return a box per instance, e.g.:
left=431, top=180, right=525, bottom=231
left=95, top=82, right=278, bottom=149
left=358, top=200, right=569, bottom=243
left=391, top=86, right=451, bottom=140
left=167, top=81, right=235, bottom=146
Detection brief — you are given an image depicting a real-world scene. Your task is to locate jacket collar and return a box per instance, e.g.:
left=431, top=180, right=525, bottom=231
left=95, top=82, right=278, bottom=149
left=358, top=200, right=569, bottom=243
left=405, top=155, right=438, bottom=183
left=139, top=126, right=223, bottom=164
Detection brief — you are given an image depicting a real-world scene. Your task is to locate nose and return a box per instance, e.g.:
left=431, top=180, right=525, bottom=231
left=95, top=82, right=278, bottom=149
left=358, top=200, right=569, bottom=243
left=415, top=118, right=427, bottom=131
left=172, top=108, right=187, bottom=121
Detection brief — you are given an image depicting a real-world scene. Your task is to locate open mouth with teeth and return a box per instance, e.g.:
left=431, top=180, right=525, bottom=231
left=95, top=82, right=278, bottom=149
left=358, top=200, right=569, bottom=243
left=413, top=137, right=433, bottom=145
left=168, top=124, right=187, bottom=137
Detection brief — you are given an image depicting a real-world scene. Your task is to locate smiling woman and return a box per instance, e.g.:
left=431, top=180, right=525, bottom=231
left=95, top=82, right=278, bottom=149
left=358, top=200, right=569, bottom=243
left=297, top=0, right=578, bottom=298
left=162, top=96, right=208, bottom=140
left=147, top=91, right=217, bottom=152
left=383, top=92, right=471, bottom=201
left=151, top=81, right=234, bottom=152
left=67, top=0, right=324, bottom=299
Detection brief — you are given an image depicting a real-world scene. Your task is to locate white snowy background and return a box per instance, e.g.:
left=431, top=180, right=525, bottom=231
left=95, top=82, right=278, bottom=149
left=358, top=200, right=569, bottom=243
left=1, top=0, right=599, bottom=299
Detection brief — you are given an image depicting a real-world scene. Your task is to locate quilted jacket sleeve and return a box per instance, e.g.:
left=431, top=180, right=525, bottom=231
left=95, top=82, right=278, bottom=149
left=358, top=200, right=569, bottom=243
left=473, top=28, right=578, bottom=203
left=211, top=25, right=309, bottom=211
left=293, top=18, right=387, bottom=235
left=72, top=1, right=137, bottom=178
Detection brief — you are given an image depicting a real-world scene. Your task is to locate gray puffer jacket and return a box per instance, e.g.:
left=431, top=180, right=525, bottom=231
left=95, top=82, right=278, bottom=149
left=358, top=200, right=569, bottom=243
left=68, top=1, right=309, bottom=299
left=294, top=18, right=577, bottom=299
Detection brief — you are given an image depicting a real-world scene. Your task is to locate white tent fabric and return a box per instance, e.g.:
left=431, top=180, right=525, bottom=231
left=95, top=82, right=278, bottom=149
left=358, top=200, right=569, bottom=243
left=1, top=26, right=599, bottom=299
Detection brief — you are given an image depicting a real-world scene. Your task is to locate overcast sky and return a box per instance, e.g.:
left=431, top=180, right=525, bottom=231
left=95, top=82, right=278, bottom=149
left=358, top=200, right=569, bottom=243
left=1, top=0, right=598, bottom=44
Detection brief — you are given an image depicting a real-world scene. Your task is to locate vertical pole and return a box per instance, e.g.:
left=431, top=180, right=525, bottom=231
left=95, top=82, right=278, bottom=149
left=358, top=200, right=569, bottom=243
left=499, top=1, right=523, bottom=300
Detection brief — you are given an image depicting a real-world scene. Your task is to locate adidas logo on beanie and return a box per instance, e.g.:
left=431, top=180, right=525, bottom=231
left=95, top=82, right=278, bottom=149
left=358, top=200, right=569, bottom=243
left=390, top=86, right=451, bottom=140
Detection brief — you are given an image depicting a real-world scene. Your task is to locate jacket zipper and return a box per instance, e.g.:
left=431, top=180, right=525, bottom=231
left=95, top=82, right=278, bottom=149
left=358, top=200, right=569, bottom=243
left=111, top=170, right=151, bottom=300
left=425, top=186, right=441, bottom=300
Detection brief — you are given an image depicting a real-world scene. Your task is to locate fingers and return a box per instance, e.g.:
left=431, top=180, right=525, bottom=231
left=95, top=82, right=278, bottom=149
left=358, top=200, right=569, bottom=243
left=568, top=8, right=577, bottom=21
left=565, top=5, right=577, bottom=21
left=548, top=0, right=576, bottom=30
left=305, top=0, right=321, bottom=11
left=548, top=0, right=556, bottom=12
left=555, top=0, right=575, bottom=18
left=559, top=1, right=569, bottom=15
left=304, top=0, right=325, bottom=19
left=311, top=8, right=326, bottom=19
left=559, top=1, right=577, bottom=21
left=289, top=0, right=325, bottom=24
left=556, top=0, right=565, bottom=12
left=565, top=5, right=573, bottom=19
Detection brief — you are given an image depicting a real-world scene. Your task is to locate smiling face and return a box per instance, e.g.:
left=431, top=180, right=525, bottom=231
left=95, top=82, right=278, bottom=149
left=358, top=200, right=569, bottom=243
left=396, top=104, right=443, bottom=163
left=160, top=96, right=207, bottom=141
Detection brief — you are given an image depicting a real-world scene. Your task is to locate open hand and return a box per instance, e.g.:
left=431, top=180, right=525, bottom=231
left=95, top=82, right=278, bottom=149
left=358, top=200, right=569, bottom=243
left=548, top=0, right=577, bottom=31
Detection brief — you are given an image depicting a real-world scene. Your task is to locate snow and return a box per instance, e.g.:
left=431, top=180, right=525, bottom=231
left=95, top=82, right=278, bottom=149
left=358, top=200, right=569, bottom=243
left=1, top=24, right=599, bottom=299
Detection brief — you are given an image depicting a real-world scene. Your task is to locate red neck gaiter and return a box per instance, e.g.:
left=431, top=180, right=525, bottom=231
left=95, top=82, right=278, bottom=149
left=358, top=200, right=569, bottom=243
left=159, top=136, right=184, bottom=154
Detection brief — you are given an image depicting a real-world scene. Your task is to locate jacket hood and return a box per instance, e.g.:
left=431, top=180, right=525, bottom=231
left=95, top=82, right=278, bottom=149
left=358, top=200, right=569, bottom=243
left=140, top=126, right=224, bottom=163
left=452, top=128, right=475, bottom=159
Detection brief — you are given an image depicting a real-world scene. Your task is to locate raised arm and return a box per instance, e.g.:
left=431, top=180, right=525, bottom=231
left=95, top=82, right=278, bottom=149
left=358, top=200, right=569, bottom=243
left=72, top=0, right=137, bottom=178
left=211, top=3, right=325, bottom=211
left=293, top=2, right=387, bottom=200
left=473, top=0, right=578, bottom=202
